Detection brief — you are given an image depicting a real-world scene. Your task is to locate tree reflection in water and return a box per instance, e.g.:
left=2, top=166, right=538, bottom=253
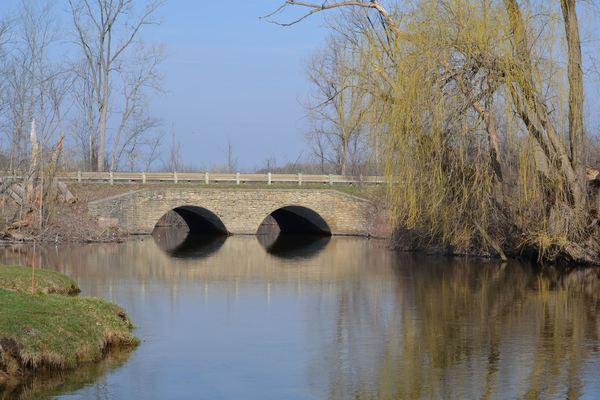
left=316, top=257, right=600, bottom=399
left=0, top=239, right=598, bottom=399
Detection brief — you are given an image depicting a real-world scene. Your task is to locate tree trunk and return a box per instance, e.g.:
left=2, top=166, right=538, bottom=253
left=340, top=139, right=347, bottom=175
left=503, top=0, right=584, bottom=209
left=97, top=108, right=106, bottom=171
left=561, top=0, right=585, bottom=198
left=97, top=79, right=108, bottom=172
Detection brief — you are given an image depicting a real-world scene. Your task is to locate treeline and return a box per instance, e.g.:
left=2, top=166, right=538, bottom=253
left=0, top=0, right=165, bottom=174
left=277, top=0, right=600, bottom=264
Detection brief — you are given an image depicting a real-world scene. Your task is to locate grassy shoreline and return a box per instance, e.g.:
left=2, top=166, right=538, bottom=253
left=0, top=266, right=80, bottom=295
left=0, top=265, right=138, bottom=387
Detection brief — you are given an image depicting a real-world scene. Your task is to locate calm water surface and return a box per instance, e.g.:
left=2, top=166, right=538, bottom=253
left=1, top=231, right=600, bottom=399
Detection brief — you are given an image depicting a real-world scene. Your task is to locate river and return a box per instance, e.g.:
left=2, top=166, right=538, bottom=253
left=1, top=230, right=600, bottom=399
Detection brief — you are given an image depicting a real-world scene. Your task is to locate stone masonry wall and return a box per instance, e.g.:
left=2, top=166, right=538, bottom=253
left=88, top=189, right=377, bottom=236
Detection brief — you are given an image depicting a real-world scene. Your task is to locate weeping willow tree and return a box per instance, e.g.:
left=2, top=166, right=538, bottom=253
left=270, top=0, right=596, bottom=263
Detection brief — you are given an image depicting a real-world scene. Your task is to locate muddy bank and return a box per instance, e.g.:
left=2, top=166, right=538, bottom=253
left=0, top=184, right=136, bottom=244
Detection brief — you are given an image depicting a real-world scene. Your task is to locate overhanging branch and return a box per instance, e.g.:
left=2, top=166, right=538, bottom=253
left=262, top=1, right=399, bottom=35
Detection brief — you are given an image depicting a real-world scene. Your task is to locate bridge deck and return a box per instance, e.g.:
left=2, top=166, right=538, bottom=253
left=55, top=171, right=385, bottom=185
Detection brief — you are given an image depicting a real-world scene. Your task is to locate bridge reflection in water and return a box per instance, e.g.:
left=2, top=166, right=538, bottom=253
left=152, top=227, right=227, bottom=259
left=0, top=236, right=599, bottom=399
left=153, top=203, right=333, bottom=260
left=152, top=225, right=331, bottom=261
left=256, top=233, right=331, bottom=259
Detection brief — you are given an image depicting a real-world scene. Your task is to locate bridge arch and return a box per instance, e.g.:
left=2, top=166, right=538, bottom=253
left=257, top=205, right=331, bottom=235
left=154, top=205, right=228, bottom=235
left=89, top=188, right=374, bottom=236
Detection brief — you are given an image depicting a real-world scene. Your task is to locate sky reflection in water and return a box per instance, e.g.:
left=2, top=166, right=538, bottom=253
left=0, top=233, right=599, bottom=400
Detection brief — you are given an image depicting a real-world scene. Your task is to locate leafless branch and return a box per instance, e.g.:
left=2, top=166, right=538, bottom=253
left=263, top=1, right=398, bottom=35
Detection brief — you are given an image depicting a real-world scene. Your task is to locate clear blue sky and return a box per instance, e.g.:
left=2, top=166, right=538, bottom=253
left=5, top=1, right=600, bottom=170
left=142, top=1, right=330, bottom=171
left=3, top=0, right=331, bottom=171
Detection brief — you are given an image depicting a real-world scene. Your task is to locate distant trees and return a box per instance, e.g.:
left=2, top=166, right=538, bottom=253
left=225, top=139, right=238, bottom=173
left=164, top=128, right=182, bottom=172
left=273, top=0, right=599, bottom=263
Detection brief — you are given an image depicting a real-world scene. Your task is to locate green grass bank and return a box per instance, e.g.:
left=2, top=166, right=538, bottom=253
left=0, top=266, right=79, bottom=295
left=0, top=265, right=138, bottom=387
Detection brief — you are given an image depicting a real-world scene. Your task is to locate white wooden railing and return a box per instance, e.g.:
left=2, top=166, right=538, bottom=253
left=54, top=171, right=386, bottom=185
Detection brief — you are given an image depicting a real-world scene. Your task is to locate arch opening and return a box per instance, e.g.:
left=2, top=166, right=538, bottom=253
left=155, top=205, right=228, bottom=235
left=152, top=206, right=228, bottom=258
left=257, top=206, right=331, bottom=235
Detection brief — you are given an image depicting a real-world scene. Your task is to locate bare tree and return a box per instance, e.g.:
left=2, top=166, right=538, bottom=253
left=70, top=60, right=99, bottom=170
left=68, top=0, right=164, bottom=171
left=2, top=0, right=71, bottom=172
left=141, top=131, right=162, bottom=171
left=306, top=35, right=369, bottom=175
left=109, top=43, right=164, bottom=171
left=0, top=18, right=10, bottom=162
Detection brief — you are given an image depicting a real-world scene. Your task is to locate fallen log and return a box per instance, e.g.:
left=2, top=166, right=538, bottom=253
left=6, top=183, right=25, bottom=206
left=56, top=181, right=76, bottom=204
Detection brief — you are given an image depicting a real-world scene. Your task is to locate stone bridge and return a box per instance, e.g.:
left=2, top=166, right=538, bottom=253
left=88, top=188, right=378, bottom=236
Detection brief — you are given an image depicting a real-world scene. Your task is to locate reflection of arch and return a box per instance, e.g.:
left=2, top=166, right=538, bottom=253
left=257, top=233, right=331, bottom=259
left=152, top=228, right=226, bottom=259
left=156, top=205, right=228, bottom=234
left=258, top=206, right=332, bottom=235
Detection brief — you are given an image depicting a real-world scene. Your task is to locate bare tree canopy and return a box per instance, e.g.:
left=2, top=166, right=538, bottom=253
left=0, top=0, right=167, bottom=230
left=306, top=35, right=370, bottom=175
left=68, top=0, right=165, bottom=171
